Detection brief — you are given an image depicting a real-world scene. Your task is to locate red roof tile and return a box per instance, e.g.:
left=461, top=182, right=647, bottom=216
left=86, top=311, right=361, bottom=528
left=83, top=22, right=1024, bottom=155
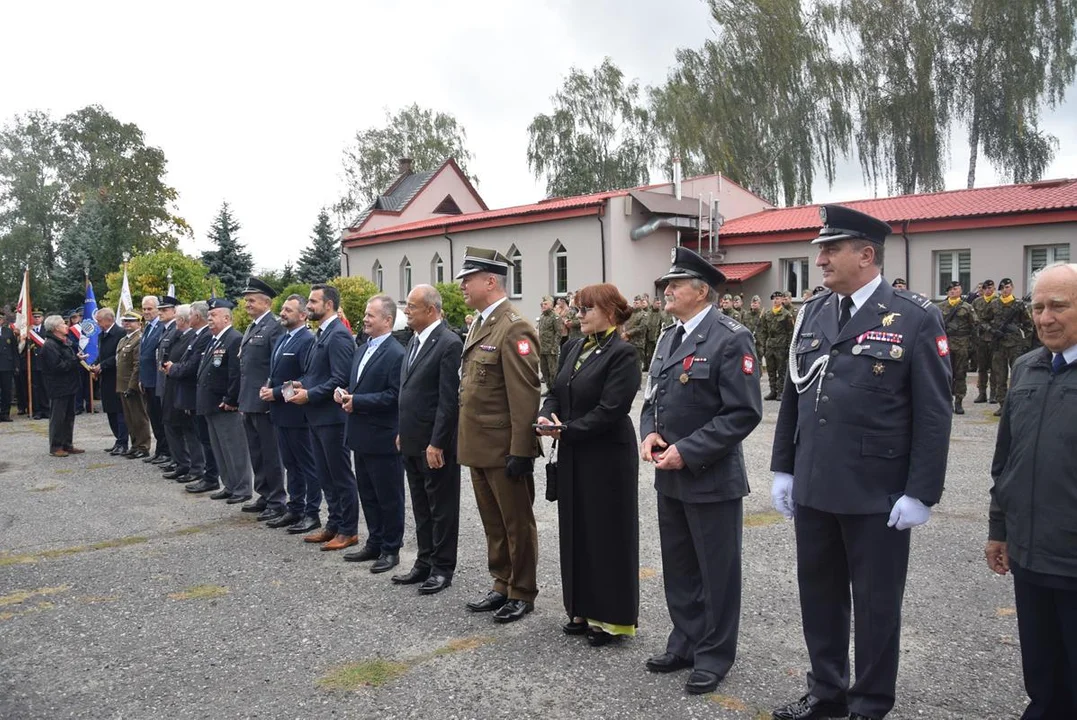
left=718, top=261, right=771, bottom=282
left=721, top=178, right=1077, bottom=237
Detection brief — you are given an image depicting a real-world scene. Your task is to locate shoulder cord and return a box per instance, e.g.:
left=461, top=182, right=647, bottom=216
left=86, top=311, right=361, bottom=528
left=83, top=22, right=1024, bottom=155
left=786, top=306, right=828, bottom=411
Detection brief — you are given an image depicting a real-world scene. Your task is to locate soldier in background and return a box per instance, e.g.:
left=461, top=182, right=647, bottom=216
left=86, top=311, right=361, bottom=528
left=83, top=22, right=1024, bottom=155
left=719, top=294, right=741, bottom=321
left=652, top=296, right=670, bottom=330
left=936, top=281, right=977, bottom=415
left=623, top=295, right=649, bottom=371
left=644, top=293, right=663, bottom=365
left=757, top=291, right=795, bottom=401
left=972, top=279, right=997, bottom=403
left=781, top=291, right=798, bottom=320
left=741, top=295, right=763, bottom=348
left=983, top=277, right=1034, bottom=417
left=536, top=295, right=560, bottom=388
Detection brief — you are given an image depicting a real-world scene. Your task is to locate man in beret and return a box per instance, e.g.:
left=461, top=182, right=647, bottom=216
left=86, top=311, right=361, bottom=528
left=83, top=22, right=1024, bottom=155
left=982, top=277, right=1034, bottom=417
left=237, top=278, right=287, bottom=520
left=935, top=281, right=977, bottom=414
left=770, top=204, right=952, bottom=720
left=640, top=246, right=762, bottom=695
left=972, top=279, right=998, bottom=403
left=891, top=278, right=907, bottom=291
left=757, top=291, right=795, bottom=400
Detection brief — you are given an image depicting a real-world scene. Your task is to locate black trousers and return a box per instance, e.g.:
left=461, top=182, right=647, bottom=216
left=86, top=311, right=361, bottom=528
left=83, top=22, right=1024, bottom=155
left=107, top=410, right=128, bottom=449
left=142, top=386, right=168, bottom=455
left=1013, top=565, right=1077, bottom=719
left=794, top=504, right=911, bottom=719
left=310, top=423, right=357, bottom=536
left=0, top=370, right=12, bottom=418
left=403, top=452, right=460, bottom=576
left=243, top=412, right=286, bottom=510
left=355, top=451, right=405, bottom=552
left=48, top=393, right=75, bottom=451
left=15, top=367, right=28, bottom=412
left=277, top=425, right=321, bottom=519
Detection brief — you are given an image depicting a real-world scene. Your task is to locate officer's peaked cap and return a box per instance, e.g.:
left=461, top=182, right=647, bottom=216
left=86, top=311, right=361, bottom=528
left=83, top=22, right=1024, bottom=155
left=241, top=277, right=277, bottom=298
left=207, top=297, right=235, bottom=310
left=455, top=247, right=511, bottom=279
left=158, top=295, right=180, bottom=308
left=657, top=246, right=726, bottom=289
left=813, top=204, right=892, bottom=246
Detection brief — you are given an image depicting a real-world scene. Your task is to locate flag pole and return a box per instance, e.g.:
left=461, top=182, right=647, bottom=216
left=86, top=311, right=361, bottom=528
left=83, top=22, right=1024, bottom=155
left=85, top=262, right=95, bottom=414
left=25, top=264, right=33, bottom=418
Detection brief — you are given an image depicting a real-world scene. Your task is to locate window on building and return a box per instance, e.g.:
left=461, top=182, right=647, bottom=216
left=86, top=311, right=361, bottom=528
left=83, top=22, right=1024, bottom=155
left=551, top=241, right=568, bottom=296
left=935, top=250, right=971, bottom=297
left=431, top=253, right=444, bottom=284
left=508, top=245, right=523, bottom=298
left=400, top=256, right=412, bottom=295
left=1027, top=244, right=1071, bottom=289
left=781, top=258, right=810, bottom=299
left=373, top=261, right=383, bottom=291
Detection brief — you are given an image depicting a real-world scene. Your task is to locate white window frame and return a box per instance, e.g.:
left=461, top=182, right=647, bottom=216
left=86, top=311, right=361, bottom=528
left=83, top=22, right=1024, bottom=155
left=781, top=257, right=810, bottom=300
left=551, top=241, right=568, bottom=296
left=934, top=249, right=971, bottom=298
left=431, top=253, right=444, bottom=285
left=372, top=260, right=383, bottom=291
left=400, top=256, right=412, bottom=296
left=508, top=245, right=523, bottom=299
left=1027, top=244, right=1070, bottom=290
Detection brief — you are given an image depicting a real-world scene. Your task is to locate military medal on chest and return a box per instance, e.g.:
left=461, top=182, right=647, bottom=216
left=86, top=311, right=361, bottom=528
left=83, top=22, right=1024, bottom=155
left=680, top=355, right=695, bottom=384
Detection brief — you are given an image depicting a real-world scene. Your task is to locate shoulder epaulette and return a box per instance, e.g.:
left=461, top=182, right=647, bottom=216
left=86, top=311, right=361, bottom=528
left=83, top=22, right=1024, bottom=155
left=715, top=313, right=745, bottom=333
left=803, top=291, right=831, bottom=305
left=893, top=288, right=934, bottom=310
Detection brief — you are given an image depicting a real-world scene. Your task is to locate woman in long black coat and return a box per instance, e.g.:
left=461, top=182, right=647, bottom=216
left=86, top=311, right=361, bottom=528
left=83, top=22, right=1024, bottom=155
left=537, top=283, right=640, bottom=646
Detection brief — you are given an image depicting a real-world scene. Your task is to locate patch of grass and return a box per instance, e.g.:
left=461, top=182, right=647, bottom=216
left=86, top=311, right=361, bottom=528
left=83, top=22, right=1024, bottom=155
left=54, top=469, right=75, bottom=475
left=996, top=607, right=1016, bottom=617
left=85, top=462, right=114, bottom=470
left=431, top=635, right=494, bottom=657
left=29, top=484, right=60, bottom=492
left=744, top=510, right=784, bottom=528
left=710, top=694, right=748, bottom=711
left=0, top=601, right=57, bottom=622
left=0, top=585, right=70, bottom=607
left=0, top=536, right=149, bottom=566
left=168, top=584, right=228, bottom=601
left=317, top=659, right=410, bottom=690
left=638, top=567, right=658, bottom=580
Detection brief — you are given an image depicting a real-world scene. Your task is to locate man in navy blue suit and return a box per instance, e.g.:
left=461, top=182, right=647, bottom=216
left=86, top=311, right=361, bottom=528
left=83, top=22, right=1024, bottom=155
left=138, top=295, right=170, bottom=463
left=259, top=294, right=322, bottom=534
left=339, top=294, right=405, bottom=573
left=288, top=284, right=358, bottom=551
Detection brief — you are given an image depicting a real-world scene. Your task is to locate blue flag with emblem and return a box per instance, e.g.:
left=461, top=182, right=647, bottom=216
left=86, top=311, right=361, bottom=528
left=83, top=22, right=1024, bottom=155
left=80, top=281, right=100, bottom=364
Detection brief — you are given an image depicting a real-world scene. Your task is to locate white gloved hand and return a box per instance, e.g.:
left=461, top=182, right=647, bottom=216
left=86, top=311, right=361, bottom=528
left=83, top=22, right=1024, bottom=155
left=771, top=472, right=795, bottom=519
left=887, top=495, right=931, bottom=530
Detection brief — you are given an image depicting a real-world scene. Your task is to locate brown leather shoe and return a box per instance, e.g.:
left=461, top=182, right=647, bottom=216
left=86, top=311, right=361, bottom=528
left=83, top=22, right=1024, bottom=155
left=66, top=447, right=85, bottom=454
left=303, top=529, right=335, bottom=544
left=50, top=449, right=70, bottom=457
left=321, top=534, right=359, bottom=551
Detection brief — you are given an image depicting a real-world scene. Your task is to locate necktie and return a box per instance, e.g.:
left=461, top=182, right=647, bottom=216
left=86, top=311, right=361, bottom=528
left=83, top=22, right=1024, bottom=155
left=837, top=296, right=853, bottom=331
left=670, top=325, right=685, bottom=354
left=1053, top=353, right=1067, bottom=374
left=273, top=333, right=292, bottom=366
left=469, top=315, right=483, bottom=341
left=408, top=339, right=420, bottom=369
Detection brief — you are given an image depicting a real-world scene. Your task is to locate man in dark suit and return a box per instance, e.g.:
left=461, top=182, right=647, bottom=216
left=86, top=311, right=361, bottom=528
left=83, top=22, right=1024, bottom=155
left=770, top=205, right=952, bottom=720
left=153, top=296, right=179, bottom=470
left=168, top=301, right=217, bottom=493
left=0, top=315, right=18, bottom=422
left=138, top=295, right=170, bottom=463
left=90, top=308, right=127, bottom=452
left=160, top=304, right=200, bottom=483
left=640, top=247, right=763, bottom=696
left=288, top=284, right=358, bottom=551
left=391, top=285, right=462, bottom=594
left=338, top=294, right=405, bottom=573
left=29, top=309, right=50, bottom=419
left=237, top=278, right=287, bottom=521
left=258, top=294, right=321, bottom=533
left=196, top=298, right=253, bottom=504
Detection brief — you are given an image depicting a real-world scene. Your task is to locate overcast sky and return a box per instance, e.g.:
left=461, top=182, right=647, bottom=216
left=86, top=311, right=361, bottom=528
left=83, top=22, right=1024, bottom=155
left=2, top=0, right=1075, bottom=272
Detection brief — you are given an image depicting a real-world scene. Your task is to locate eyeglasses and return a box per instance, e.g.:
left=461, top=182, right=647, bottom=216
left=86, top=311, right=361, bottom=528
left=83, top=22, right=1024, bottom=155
left=572, top=306, right=594, bottom=316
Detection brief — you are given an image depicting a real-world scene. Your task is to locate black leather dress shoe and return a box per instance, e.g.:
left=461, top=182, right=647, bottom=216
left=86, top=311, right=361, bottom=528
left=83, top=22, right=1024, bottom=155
left=175, top=474, right=198, bottom=483
left=848, top=714, right=880, bottom=720
left=771, top=694, right=849, bottom=720
left=127, top=449, right=149, bottom=459
left=209, top=489, right=232, bottom=500
left=587, top=629, right=620, bottom=647
left=160, top=463, right=178, bottom=473
left=371, top=553, right=400, bottom=574
left=418, top=574, right=451, bottom=595
left=563, top=619, right=588, bottom=635
left=226, top=494, right=252, bottom=505
left=150, top=454, right=171, bottom=465
left=186, top=479, right=219, bottom=494
left=144, top=454, right=161, bottom=464
left=110, top=446, right=129, bottom=456
left=342, top=545, right=380, bottom=562
left=241, top=499, right=268, bottom=513
left=286, top=516, right=321, bottom=534
left=685, top=670, right=720, bottom=695
left=162, top=469, right=189, bottom=480
left=492, top=599, right=533, bottom=623
left=266, top=511, right=300, bottom=529
left=104, top=444, right=118, bottom=453
left=466, top=590, right=508, bottom=612
left=645, top=652, right=693, bottom=673
left=391, top=566, right=430, bottom=585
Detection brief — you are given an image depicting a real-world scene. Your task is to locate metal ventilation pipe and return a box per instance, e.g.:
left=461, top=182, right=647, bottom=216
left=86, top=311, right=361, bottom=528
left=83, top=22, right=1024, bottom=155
left=673, top=157, right=682, bottom=200
left=630, top=215, right=698, bottom=241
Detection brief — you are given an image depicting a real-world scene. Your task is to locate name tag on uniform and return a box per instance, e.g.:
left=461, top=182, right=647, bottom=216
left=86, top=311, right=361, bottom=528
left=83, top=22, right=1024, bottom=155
left=480, top=345, right=496, bottom=352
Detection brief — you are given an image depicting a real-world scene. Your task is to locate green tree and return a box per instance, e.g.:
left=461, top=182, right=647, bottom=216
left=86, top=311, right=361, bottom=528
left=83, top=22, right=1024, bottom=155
left=272, top=283, right=312, bottom=314
left=201, top=202, right=253, bottom=300
left=296, top=209, right=341, bottom=283
left=0, top=225, right=52, bottom=309
left=329, top=275, right=380, bottom=329
left=280, top=260, right=295, bottom=288
left=103, top=251, right=214, bottom=311
left=336, top=105, right=476, bottom=223
left=528, top=58, right=657, bottom=197
left=951, top=0, right=1077, bottom=186
left=436, top=282, right=468, bottom=328
left=51, top=194, right=112, bottom=309
left=653, top=1, right=854, bottom=205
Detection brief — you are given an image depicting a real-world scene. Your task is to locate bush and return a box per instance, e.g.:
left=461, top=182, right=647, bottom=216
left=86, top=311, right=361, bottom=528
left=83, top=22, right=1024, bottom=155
left=104, top=251, right=216, bottom=312
left=329, top=276, right=380, bottom=328
left=436, top=282, right=468, bottom=328
left=272, top=283, right=312, bottom=314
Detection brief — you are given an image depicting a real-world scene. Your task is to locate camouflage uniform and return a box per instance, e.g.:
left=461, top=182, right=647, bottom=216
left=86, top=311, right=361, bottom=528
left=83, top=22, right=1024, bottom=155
left=536, top=307, right=560, bottom=387
left=982, top=296, right=1033, bottom=409
left=564, top=307, right=584, bottom=343
left=623, top=306, right=648, bottom=371
left=935, top=297, right=977, bottom=412
left=644, top=306, right=663, bottom=367
left=757, top=306, right=795, bottom=399
left=971, top=293, right=996, bottom=401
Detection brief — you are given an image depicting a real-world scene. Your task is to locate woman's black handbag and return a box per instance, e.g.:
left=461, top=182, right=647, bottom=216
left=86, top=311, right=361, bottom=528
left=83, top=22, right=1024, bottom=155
left=545, top=439, right=559, bottom=502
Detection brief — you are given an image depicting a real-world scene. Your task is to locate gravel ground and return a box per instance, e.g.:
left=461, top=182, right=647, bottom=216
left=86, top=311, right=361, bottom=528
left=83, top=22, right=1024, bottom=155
left=0, top=382, right=1027, bottom=719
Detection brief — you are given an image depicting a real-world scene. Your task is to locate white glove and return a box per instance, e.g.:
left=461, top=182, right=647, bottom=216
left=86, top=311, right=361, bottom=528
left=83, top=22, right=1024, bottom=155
left=771, top=472, right=795, bottom=519
left=887, top=495, right=931, bottom=530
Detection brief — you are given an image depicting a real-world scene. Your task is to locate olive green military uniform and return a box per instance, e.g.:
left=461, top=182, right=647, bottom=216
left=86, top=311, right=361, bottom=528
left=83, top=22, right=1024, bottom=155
left=644, top=306, right=663, bottom=367
left=564, top=307, right=584, bottom=343
left=971, top=294, right=996, bottom=401
left=458, top=300, right=542, bottom=603
left=935, top=298, right=977, bottom=408
left=982, top=297, right=1033, bottom=407
left=536, top=307, right=560, bottom=387
left=721, top=306, right=743, bottom=322
left=623, top=307, right=648, bottom=371
left=116, top=328, right=151, bottom=452
left=758, top=307, right=795, bottom=399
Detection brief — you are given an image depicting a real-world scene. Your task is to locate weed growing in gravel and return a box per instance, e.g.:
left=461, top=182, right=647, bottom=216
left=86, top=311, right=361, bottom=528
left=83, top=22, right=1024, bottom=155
left=0, top=585, right=70, bottom=606
left=168, top=584, right=228, bottom=601
left=317, top=659, right=410, bottom=689
left=0, top=536, right=148, bottom=566
left=744, top=510, right=784, bottom=527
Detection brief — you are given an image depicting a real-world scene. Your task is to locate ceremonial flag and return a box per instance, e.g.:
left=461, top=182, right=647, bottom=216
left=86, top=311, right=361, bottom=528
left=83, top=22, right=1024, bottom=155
left=81, top=282, right=100, bottom=364
left=118, top=265, right=134, bottom=318
left=14, top=267, right=30, bottom=349
left=167, top=279, right=175, bottom=297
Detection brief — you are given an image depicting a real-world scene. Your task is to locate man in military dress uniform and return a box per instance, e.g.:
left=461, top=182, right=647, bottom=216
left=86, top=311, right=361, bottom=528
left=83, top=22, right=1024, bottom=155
left=935, top=281, right=977, bottom=414
left=457, top=247, right=542, bottom=624
left=640, top=246, right=762, bottom=695
left=116, top=312, right=151, bottom=458
left=982, top=277, right=1034, bottom=417
left=770, top=205, right=952, bottom=720
left=757, top=291, right=795, bottom=400
left=536, top=295, right=560, bottom=388
left=971, top=278, right=997, bottom=403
